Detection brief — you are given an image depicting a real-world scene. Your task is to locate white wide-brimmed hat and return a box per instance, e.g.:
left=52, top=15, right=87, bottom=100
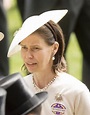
left=0, top=32, right=4, bottom=41
left=7, top=9, right=68, bottom=57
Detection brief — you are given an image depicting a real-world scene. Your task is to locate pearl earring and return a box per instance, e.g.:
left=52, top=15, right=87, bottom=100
left=52, top=56, right=55, bottom=60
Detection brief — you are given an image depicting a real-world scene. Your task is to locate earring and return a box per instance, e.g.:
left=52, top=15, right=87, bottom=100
left=52, top=56, right=55, bottom=60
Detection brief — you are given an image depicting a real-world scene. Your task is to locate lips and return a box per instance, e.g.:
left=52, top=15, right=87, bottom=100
left=26, top=62, right=37, bottom=67
left=25, top=62, right=37, bottom=72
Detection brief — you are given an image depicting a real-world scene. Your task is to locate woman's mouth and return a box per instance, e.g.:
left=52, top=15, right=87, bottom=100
left=26, top=62, right=37, bottom=67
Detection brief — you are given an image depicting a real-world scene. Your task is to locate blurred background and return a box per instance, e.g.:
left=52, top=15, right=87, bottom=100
left=5, top=0, right=82, bottom=79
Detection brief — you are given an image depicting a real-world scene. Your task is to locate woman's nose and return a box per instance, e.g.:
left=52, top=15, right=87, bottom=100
left=26, top=50, right=33, bottom=58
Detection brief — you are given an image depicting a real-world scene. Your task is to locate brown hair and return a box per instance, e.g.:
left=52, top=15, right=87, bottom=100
left=22, top=20, right=67, bottom=74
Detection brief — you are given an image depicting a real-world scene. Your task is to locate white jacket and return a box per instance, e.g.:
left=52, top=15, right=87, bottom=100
left=24, top=72, right=90, bottom=115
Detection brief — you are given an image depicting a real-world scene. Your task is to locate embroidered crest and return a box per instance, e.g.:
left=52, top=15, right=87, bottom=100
left=51, top=103, right=66, bottom=115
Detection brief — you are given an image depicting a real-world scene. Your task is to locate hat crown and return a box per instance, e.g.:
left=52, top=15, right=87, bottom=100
left=6, top=78, right=33, bottom=114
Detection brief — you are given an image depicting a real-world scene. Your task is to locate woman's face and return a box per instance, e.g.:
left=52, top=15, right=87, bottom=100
left=20, top=33, right=57, bottom=73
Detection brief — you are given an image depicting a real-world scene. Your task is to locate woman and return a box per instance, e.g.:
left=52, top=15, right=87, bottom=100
left=8, top=10, right=90, bottom=115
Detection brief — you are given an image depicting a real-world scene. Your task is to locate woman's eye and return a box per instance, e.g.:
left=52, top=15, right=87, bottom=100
left=32, top=47, right=40, bottom=51
left=35, top=47, right=39, bottom=49
left=21, top=46, right=28, bottom=50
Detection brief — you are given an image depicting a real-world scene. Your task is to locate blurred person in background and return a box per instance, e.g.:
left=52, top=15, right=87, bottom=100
left=0, top=0, right=9, bottom=77
left=17, top=0, right=90, bottom=90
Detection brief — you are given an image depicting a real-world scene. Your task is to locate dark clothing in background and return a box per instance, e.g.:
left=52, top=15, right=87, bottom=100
left=0, top=0, right=9, bottom=76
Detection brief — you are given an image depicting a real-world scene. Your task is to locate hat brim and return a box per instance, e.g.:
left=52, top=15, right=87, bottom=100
left=0, top=88, right=7, bottom=96
left=11, top=91, right=48, bottom=115
left=0, top=32, right=4, bottom=41
left=7, top=9, right=68, bottom=57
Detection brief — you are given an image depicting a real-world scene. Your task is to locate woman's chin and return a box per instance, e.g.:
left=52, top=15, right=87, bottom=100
left=27, top=67, right=36, bottom=73
left=26, top=64, right=37, bottom=73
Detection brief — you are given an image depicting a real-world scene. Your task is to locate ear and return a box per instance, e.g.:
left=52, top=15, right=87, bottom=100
left=52, top=41, right=59, bottom=55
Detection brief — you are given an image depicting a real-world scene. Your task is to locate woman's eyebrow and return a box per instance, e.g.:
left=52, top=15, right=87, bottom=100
left=19, top=43, right=40, bottom=48
left=19, top=43, right=26, bottom=47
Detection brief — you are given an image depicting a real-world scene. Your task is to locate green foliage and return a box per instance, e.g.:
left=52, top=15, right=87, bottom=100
left=7, top=1, right=24, bottom=75
left=66, top=33, right=82, bottom=80
left=7, top=1, right=22, bottom=43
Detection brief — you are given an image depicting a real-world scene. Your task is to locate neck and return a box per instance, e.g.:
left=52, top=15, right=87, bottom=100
left=33, top=70, right=57, bottom=89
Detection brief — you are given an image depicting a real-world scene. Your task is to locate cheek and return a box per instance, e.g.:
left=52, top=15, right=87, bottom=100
left=40, top=51, right=52, bottom=62
left=21, top=51, right=26, bottom=61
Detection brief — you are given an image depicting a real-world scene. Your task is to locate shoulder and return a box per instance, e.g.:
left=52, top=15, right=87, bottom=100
left=23, top=74, right=33, bottom=82
left=57, top=72, right=89, bottom=93
left=23, top=74, right=34, bottom=89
